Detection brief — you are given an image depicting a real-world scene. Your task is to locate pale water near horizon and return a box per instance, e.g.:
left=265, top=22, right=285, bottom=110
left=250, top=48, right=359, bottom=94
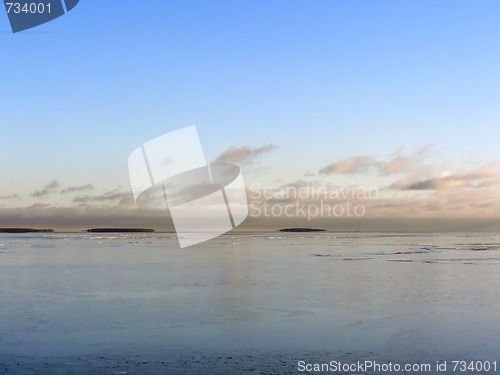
left=1, top=232, right=499, bottom=373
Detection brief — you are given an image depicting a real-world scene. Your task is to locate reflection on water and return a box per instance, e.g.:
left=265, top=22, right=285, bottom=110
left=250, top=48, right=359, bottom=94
left=1, top=232, right=499, bottom=362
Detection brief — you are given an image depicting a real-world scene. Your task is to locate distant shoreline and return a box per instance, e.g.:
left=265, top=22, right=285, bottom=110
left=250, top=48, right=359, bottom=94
left=0, top=228, right=54, bottom=233
left=278, top=228, right=326, bottom=232
left=0, top=227, right=499, bottom=234
left=85, top=228, right=155, bottom=233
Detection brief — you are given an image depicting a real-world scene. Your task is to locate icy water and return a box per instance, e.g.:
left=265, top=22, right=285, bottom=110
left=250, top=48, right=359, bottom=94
left=1, top=232, right=499, bottom=374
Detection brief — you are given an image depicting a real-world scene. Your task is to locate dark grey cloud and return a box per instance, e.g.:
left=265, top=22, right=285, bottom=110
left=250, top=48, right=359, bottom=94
left=391, top=168, right=500, bottom=190
left=0, top=194, right=20, bottom=200
left=26, top=203, right=51, bottom=209
left=31, top=180, right=59, bottom=198
left=73, top=188, right=134, bottom=206
left=60, top=184, right=94, bottom=194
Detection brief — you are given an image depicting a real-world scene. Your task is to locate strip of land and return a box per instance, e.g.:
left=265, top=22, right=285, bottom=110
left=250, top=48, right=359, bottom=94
left=85, top=228, right=155, bottom=233
left=0, top=228, right=54, bottom=233
left=278, top=228, right=326, bottom=232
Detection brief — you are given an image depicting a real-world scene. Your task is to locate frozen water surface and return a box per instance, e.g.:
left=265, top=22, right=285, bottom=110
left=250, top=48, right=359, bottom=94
left=0, top=232, right=499, bottom=373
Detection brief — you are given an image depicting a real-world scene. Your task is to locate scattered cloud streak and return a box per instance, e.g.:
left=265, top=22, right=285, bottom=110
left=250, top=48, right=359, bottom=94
left=31, top=180, right=59, bottom=198
left=215, top=144, right=277, bottom=164
left=379, top=145, right=437, bottom=176
left=60, top=184, right=94, bottom=194
left=73, top=188, right=134, bottom=206
left=27, top=203, right=51, bottom=209
left=380, top=155, right=412, bottom=175
left=392, top=167, right=500, bottom=190
left=319, top=156, right=376, bottom=174
left=319, top=146, right=438, bottom=176
left=0, top=194, right=20, bottom=200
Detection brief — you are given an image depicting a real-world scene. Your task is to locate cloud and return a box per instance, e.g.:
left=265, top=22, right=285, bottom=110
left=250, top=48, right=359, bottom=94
left=404, top=176, right=466, bottom=190
left=391, top=167, right=500, bottom=190
left=319, top=156, right=376, bottom=174
left=26, top=203, right=51, bottom=209
left=73, top=188, right=134, bottom=206
left=31, top=180, right=59, bottom=198
left=379, top=155, right=412, bottom=175
left=0, top=194, right=20, bottom=200
left=477, top=179, right=500, bottom=188
left=319, top=146, right=439, bottom=176
left=215, top=144, right=277, bottom=164
left=378, top=145, right=439, bottom=176
left=60, top=184, right=94, bottom=194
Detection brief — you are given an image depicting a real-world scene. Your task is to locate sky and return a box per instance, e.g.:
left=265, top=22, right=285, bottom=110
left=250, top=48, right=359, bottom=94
left=1, top=0, right=500, bottom=231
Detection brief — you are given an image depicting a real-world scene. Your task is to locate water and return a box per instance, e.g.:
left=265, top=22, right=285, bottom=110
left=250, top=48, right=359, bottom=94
left=1, top=232, right=499, bottom=373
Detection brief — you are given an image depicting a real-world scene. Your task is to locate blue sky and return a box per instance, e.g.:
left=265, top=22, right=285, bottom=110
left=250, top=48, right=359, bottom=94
left=1, top=1, right=500, bottom=229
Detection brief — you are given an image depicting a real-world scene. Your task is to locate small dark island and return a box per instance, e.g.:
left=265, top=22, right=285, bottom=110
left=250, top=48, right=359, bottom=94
left=278, top=228, right=326, bottom=232
left=0, top=228, right=54, bottom=233
left=85, top=228, right=155, bottom=233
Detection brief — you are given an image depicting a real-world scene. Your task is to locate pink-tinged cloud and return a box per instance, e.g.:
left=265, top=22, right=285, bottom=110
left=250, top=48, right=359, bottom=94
left=380, top=155, right=412, bottom=175
left=379, top=145, right=438, bottom=176
left=215, top=144, right=277, bottom=164
left=319, top=156, right=376, bottom=174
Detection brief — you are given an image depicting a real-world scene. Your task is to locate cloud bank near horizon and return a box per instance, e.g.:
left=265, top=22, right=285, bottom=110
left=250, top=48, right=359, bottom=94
left=2, top=143, right=500, bottom=229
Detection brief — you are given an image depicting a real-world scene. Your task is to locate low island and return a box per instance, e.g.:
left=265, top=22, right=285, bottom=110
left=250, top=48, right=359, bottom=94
left=278, top=228, right=326, bottom=232
left=0, top=228, right=54, bottom=233
left=85, top=228, right=155, bottom=233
